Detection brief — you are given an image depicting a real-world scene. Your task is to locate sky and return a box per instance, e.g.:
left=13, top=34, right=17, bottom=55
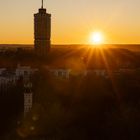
left=0, top=0, right=140, bottom=44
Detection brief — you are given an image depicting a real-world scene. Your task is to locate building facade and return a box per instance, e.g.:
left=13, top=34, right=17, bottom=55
left=34, top=1, right=51, bottom=55
left=24, top=82, right=33, bottom=116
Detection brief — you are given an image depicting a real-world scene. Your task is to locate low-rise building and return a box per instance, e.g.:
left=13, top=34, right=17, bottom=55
left=0, top=68, right=6, bottom=75
left=50, top=69, right=71, bottom=79
left=0, top=65, right=38, bottom=92
left=16, top=64, right=38, bottom=77
left=84, top=69, right=108, bottom=78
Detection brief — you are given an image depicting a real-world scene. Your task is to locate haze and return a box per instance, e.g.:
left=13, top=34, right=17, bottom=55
left=0, top=0, right=140, bottom=44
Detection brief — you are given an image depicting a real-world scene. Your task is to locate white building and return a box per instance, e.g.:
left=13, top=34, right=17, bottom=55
left=84, top=69, right=108, bottom=78
left=16, top=64, right=38, bottom=77
left=0, top=65, right=38, bottom=92
left=24, top=93, right=33, bottom=115
left=24, top=82, right=33, bottom=116
left=0, top=68, right=6, bottom=75
left=0, top=76, right=18, bottom=85
left=50, top=69, right=71, bottom=79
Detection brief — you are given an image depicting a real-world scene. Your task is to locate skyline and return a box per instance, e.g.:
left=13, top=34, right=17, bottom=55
left=0, top=0, right=140, bottom=44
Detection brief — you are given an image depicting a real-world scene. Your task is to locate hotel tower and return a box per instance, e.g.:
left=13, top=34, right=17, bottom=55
left=34, top=0, right=51, bottom=55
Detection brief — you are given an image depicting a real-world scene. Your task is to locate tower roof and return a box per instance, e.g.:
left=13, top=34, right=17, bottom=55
left=41, top=0, right=44, bottom=9
left=38, top=0, right=46, bottom=13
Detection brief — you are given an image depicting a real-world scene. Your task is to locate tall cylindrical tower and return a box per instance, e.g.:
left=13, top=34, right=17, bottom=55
left=34, top=1, right=51, bottom=55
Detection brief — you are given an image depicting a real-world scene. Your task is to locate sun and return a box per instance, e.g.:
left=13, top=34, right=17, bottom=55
left=90, top=31, right=104, bottom=45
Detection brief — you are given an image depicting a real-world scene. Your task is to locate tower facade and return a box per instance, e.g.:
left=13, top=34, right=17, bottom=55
left=24, top=82, right=33, bottom=116
left=34, top=0, right=51, bottom=55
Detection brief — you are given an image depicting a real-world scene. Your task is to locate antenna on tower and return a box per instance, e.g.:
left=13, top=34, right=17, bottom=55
left=41, top=0, right=43, bottom=9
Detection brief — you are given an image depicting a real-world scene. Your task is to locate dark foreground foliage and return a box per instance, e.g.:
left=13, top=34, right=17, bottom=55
left=1, top=68, right=140, bottom=140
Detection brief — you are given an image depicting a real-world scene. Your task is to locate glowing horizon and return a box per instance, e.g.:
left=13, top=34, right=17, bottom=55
left=0, top=0, right=140, bottom=44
